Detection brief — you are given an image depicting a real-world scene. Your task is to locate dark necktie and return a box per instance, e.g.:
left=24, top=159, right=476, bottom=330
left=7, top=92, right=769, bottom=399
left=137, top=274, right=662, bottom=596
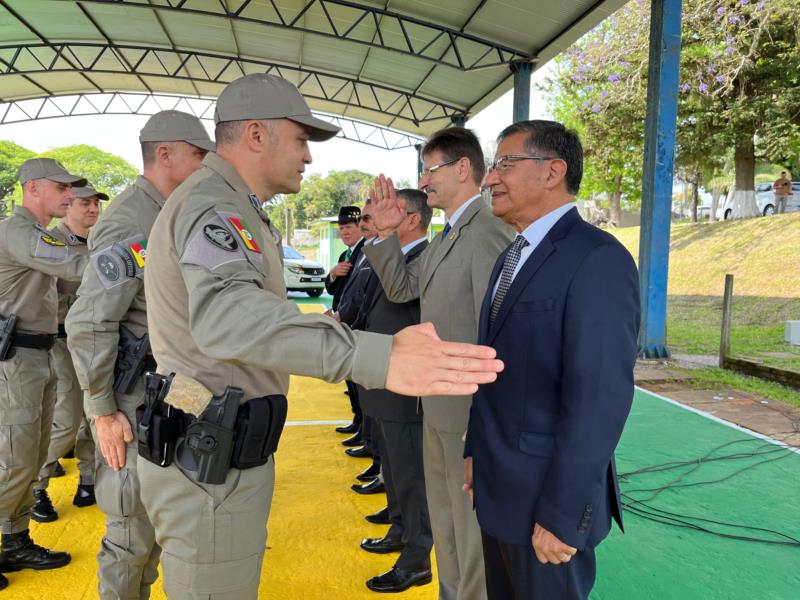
left=442, top=222, right=451, bottom=238
left=489, top=236, right=529, bottom=327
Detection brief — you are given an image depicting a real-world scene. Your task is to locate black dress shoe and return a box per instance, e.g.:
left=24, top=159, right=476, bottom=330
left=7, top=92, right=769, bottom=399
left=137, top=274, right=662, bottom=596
left=52, top=461, right=66, bottom=478
left=73, top=483, right=96, bottom=508
left=366, top=566, right=433, bottom=592
left=0, top=530, right=71, bottom=571
left=360, top=536, right=404, bottom=554
left=345, top=446, right=373, bottom=459
left=31, top=489, right=58, bottom=523
left=365, top=506, right=391, bottom=525
left=352, top=478, right=385, bottom=495
left=0, top=572, right=7, bottom=590
left=356, top=461, right=381, bottom=482
left=335, top=420, right=361, bottom=434
left=341, top=433, right=364, bottom=447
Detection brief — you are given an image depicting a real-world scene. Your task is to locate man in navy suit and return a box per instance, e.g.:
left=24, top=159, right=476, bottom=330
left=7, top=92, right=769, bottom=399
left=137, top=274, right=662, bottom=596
left=464, top=120, right=640, bottom=599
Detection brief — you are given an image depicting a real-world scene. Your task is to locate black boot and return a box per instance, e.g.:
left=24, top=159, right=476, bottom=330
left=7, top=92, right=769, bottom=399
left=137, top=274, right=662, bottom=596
left=341, top=433, right=364, bottom=447
left=73, top=483, right=96, bottom=508
left=0, top=530, right=71, bottom=572
left=52, top=461, right=66, bottom=478
left=335, top=419, right=361, bottom=434
left=31, top=489, right=58, bottom=523
left=0, top=573, right=7, bottom=590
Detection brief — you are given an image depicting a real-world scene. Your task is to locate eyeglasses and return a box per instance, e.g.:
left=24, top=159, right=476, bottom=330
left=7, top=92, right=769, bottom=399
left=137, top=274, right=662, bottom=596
left=420, top=158, right=460, bottom=177
left=359, top=214, right=372, bottom=222
left=488, top=155, right=557, bottom=174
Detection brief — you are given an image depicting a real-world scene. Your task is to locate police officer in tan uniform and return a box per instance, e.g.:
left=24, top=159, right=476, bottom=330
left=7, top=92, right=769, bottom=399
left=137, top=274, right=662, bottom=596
left=138, top=73, right=504, bottom=599
left=0, top=158, right=89, bottom=591
left=32, top=185, right=107, bottom=523
left=65, top=111, right=214, bottom=600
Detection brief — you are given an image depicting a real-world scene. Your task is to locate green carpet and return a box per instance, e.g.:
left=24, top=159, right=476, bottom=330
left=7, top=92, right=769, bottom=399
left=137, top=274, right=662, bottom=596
left=592, top=389, right=800, bottom=599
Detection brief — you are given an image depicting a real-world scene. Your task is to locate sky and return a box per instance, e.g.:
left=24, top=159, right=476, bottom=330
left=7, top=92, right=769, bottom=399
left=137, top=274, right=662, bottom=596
left=0, top=66, right=553, bottom=188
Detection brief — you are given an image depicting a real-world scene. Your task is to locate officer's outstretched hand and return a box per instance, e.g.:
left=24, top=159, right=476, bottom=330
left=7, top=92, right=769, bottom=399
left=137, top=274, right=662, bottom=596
left=94, top=410, right=135, bottom=471
left=386, top=322, right=503, bottom=397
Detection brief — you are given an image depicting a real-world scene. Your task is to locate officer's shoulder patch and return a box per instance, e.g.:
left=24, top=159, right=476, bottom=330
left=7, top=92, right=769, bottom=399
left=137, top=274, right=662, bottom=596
left=91, top=234, right=145, bottom=289
left=181, top=213, right=248, bottom=271
left=217, top=210, right=263, bottom=255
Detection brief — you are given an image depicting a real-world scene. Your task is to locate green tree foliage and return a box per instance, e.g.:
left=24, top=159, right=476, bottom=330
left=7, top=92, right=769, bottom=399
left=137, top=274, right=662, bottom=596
left=541, top=0, right=800, bottom=221
left=267, top=170, right=378, bottom=231
left=0, top=140, right=35, bottom=214
left=39, top=144, right=137, bottom=196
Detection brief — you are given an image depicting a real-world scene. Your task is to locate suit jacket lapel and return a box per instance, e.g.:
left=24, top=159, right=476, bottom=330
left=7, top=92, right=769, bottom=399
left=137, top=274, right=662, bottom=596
left=421, top=199, right=483, bottom=295
left=486, top=209, right=580, bottom=344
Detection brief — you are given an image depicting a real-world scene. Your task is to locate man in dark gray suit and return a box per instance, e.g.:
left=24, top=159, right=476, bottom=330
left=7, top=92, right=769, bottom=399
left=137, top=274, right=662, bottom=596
left=358, top=189, right=433, bottom=593
left=367, top=128, right=514, bottom=600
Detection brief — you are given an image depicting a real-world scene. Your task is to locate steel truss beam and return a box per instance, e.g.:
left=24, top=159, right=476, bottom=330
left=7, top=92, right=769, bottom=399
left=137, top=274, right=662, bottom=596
left=0, top=92, right=425, bottom=150
left=81, top=0, right=531, bottom=71
left=0, top=43, right=465, bottom=128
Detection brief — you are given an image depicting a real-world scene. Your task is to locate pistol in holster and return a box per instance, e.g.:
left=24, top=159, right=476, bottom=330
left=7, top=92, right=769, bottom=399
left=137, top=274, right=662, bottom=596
left=0, top=313, right=18, bottom=361
left=113, top=325, right=152, bottom=395
left=136, top=372, right=182, bottom=467
left=175, top=386, right=243, bottom=485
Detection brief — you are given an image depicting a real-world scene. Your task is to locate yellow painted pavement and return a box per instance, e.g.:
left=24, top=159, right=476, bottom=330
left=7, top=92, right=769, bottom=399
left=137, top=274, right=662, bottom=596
left=8, top=304, right=438, bottom=598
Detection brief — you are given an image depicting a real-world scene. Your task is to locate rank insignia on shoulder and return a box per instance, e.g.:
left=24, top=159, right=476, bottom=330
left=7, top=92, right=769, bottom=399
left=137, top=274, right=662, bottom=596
left=203, top=224, right=238, bottom=252
left=130, top=239, right=148, bottom=267
left=40, top=235, right=66, bottom=247
left=228, top=216, right=262, bottom=253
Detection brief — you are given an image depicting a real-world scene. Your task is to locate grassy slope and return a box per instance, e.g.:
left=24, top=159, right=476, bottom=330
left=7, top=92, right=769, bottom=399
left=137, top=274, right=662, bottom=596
left=608, top=213, right=800, bottom=406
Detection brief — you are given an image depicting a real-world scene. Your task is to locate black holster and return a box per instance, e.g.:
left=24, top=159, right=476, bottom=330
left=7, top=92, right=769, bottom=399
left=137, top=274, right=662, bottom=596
left=0, top=313, right=18, bottom=361
left=175, top=386, right=242, bottom=485
left=113, top=325, right=151, bottom=395
left=136, top=372, right=182, bottom=467
left=231, top=395, right=288, bottom=469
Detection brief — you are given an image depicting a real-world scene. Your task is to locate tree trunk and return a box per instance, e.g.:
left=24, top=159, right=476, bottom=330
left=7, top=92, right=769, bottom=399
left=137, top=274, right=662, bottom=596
left=609, top=175, right=622, bottom=226
left=709, top=186, right=720, bottom=223
left=690, top=177, right=699, bottom=223
left=731, top=131, right=759, bottom=218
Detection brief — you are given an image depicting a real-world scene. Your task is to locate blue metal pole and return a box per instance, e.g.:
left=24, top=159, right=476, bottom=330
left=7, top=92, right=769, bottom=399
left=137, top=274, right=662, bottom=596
left=511, top=61, right=533, bottom=123
left=638, top=0, right=683, bottom=358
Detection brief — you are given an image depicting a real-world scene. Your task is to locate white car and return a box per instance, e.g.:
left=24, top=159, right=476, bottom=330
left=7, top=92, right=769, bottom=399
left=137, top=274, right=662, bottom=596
left=719, top=181, right=800, bottom=219
left=282, top=245, right=325, bottom=297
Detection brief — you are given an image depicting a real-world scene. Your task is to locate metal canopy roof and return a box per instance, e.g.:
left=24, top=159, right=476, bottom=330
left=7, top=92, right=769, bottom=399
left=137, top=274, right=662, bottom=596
left=0, top=0, right=626, bottom=141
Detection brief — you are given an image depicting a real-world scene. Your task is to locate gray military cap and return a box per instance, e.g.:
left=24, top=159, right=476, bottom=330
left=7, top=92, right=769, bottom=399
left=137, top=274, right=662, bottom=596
left=214, top=74, right=340, bottom=142
left=73, top=185, right=110, bottom=201
left=139, top=110, right=216, bottom=152
left=17, top=158, right=88, bottom=187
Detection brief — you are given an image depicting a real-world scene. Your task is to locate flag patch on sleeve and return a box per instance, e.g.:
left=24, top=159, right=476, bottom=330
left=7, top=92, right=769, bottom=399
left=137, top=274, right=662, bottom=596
left=228, top=217, right=261, bottom=253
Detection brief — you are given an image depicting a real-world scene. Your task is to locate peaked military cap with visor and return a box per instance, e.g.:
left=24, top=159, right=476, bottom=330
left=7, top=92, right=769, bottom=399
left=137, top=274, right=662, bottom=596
left=138, top=110, right=216, bottom=152
left=73, top=186, right=110, bottom=201
left=213, top=73, right=341, bottom=142
left=17, top=158, right=87, bottom=187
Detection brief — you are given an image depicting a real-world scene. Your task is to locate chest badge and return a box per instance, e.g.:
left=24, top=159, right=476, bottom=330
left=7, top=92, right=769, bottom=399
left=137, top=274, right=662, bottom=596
left=40, top=235, right=66, bottom=247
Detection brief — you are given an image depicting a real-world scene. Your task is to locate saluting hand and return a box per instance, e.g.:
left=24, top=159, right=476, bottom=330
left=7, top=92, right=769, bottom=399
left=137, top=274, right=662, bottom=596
left=370, top=174, right=406, bottom=235
left=94, top=410, right=134, bottom=471
left=532, top=523, right=577, bottom=565
left=386, top=322, right=504, bottom=397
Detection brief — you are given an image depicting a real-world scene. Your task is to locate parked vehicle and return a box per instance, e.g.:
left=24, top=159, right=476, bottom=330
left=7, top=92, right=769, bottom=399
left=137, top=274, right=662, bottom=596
left=282, top=245, right=326, bottom=297
left=718, top=181, right=800, bottom=220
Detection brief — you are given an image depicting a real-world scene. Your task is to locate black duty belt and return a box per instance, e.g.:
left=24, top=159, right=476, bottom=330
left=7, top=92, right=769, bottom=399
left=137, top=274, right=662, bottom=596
left=57, top=324, right=67, bottom=339
left=14, top=331, right=56, bottom=351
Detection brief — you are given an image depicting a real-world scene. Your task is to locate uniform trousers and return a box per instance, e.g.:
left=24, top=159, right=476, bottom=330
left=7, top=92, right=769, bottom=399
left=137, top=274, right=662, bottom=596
left=481, top=530, right=596, bottom=600
left=376, top=418, right=432, bottom=571
left=0, top=347, right=56, bottom=534
left=91, top=376, right=160, bottom=600
left=423, top=420, right=486, bottom=600
left=36, top=337, right=95, bottom=489
left=139, top=454, right=275, bottom=599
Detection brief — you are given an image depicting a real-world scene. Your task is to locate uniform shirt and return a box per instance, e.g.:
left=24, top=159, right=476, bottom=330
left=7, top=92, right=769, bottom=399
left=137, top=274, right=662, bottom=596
left=145, top=152, right=391, bottom=414
left=66, top=176, right=165, bottom=417
left=50, top=222, right=88, bottom=325
left=0, top=206, right=87, bottom=334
